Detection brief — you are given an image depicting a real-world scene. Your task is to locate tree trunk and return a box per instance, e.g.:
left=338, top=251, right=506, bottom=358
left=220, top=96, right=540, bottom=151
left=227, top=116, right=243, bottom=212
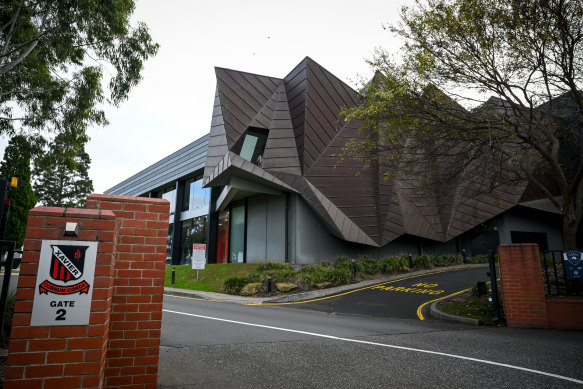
left=562, top=207, right=579, bottom=250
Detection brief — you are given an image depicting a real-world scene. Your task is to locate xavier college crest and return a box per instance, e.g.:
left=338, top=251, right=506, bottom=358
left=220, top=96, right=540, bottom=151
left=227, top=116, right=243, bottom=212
left=31, top=240, right=98, bottom=326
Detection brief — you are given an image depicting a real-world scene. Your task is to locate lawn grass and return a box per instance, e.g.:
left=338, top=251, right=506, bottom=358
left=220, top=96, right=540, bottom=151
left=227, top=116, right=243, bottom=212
left=438, top=295, right=502, bottom=326
left=164, top=263, right=260, bottom=292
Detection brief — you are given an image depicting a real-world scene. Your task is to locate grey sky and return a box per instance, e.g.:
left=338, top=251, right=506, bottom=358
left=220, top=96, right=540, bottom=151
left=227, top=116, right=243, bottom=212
left=8, top=0, right=416, bottom=194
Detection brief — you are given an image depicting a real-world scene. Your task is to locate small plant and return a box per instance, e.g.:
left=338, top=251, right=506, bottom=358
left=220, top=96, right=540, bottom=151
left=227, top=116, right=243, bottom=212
left=354, top=256, right=380, bottom=275
left=412, top=254, right=433, bottom=269
left=334, top=255, right=351, bottom=266
left=379, top=256, right=409, bottom=274
left=269, top=268, right=297, bottom=282
left=221, top=276, right=248, bottom=295
left=1, top=292, right=16, bottom=348
left=257, top=262, right=291, bottom=272
left=466, top=255, right=488, bottom=264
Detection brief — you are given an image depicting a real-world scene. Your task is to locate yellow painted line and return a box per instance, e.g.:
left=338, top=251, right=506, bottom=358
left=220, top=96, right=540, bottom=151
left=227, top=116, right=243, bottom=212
left=417, top=278, right=500, bottom=320
left=416, top=288, right=471, bottom=320
left=247, top=268, right=464, bottom=306
left=0, top=272, right=18, bottom=276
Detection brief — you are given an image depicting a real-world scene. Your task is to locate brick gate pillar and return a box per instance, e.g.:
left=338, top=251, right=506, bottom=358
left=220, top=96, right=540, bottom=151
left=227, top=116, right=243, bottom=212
left=5, top=207, right=117, bottom=388
left=498, top=244, right=549, bottom=328
left=85, top=194, right=169, bottom=388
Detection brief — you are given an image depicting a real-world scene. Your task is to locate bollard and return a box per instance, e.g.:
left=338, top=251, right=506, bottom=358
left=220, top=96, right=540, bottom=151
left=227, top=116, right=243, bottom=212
left=351, top=259, right=357, bottom=278
left=171, top=267, right=176, bottom=284
left=462, top=248, right=467, bottom=264
left=267, top=275, right=272, bottom=293
left=408, top=254, right=413, bottom=269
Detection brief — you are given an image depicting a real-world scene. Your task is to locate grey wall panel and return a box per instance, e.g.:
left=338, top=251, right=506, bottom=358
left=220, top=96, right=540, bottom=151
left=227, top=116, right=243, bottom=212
left=246, top=194, right=286, bottom=263
left=246, top=195, right=267, bottom=262
left=266, top=195, right=286, bottom=261
left=499, top=208, right=563, bottom=250
left=105, top=134, right=208, bottom=196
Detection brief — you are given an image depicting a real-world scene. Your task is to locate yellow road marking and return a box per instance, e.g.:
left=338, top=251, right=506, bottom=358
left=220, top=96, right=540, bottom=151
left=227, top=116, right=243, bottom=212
left=0, top=272, right=18, bottom=276
left=417, top=278, right=499, bottom=320
left=247, top=268, right=463, bottom=306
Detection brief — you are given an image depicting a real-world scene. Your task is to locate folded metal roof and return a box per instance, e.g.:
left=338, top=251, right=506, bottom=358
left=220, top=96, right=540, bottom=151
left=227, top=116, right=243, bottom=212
left=199, top=57, right=538, bottom=247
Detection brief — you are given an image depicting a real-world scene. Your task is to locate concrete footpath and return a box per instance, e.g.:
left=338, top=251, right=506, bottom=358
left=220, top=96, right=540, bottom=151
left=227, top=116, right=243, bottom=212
left=163, top=263, right=488, bottom=308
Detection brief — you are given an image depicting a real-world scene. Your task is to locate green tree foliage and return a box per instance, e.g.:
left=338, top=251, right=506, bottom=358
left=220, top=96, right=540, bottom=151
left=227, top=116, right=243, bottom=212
left=0, top=135, right=40, bottom=247
left=343, top=0, right=582, bottom=248
left=33, top=132, right=93, bottom=207
left=0, top=0, right=159, bottom=137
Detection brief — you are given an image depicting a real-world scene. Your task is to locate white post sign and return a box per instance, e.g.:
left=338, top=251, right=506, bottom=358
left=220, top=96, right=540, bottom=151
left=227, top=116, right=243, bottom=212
left=192, top=244, right=206, bottom=270
left=192, top=244, right=206, bottom=280
left=31, top=240, right=98, bottom=326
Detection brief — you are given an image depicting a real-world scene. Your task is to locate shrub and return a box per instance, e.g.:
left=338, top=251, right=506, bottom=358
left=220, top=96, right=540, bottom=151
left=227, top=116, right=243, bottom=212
left=1, top=292, right=15, bottom=348
left=245, top=271, right=265, bottom=283
left=221, top=276, right=248, bottom=295
left=257, top=262, right=291, bottom=272
left=379, top=256, right=409, bottom=274
left=431, top=254, right=459, bottom=267
left=299, top=265, right=351, bottom=286
left=466, top=255, right=488, bottom=264
left=269, top=268, right=297, bottom=282
left=411, top=254, right=433, bottom=269
left=355, top=256, right=380, bottom=275
left=334, top=255, right=351, bottom=267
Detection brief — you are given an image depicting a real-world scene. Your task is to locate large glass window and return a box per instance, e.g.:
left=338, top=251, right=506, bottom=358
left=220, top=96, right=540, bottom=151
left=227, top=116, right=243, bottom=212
left=160, top=187, right=176, bottom=215
left=240, top=128, right=268, bottom=165
left=183, top=178, right=209, bottom=212
left=180, top=215, right=208, bottom=265
left=166, top=223, right=174, bottom=264
left=230, top=206, right=245, bottom=263
left=217, top=211, right=229, bottom=264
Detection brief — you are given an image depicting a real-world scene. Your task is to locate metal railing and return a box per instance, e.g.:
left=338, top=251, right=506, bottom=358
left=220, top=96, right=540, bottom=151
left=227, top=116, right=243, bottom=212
left=540, top=250, right=583, bottom=296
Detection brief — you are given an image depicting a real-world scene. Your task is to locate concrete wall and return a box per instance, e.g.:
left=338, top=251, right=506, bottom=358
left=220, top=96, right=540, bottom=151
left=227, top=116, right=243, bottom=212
left=498, top=208, right=563, bottom=250
left=245, top=195, right=563, bottom=264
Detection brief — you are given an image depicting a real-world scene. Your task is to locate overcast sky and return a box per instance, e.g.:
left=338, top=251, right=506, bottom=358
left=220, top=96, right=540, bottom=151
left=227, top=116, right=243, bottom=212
left=7, top=0, right=416, bottom=194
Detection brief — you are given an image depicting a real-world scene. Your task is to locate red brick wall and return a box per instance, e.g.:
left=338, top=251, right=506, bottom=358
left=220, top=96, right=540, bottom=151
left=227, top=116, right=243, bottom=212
left=6, top=194, right=169, bottom=388
left=85, top=194, right=169, bottom=389
left=6, top=207, right=117, bottom=388
left=498, top=243, right=583, bottom=330
left=547, top=299, right=583, bottom=330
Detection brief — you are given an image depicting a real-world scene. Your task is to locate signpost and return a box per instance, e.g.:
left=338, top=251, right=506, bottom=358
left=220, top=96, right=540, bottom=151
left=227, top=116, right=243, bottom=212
left=30, top=240, right=98, bottom=326
left=563, top=250, right=583, bottom=279
left=192, top=243, right=206, bottom=280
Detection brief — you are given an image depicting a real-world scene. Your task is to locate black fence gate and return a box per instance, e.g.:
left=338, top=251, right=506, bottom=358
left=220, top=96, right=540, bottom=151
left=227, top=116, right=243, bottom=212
left=540, top=250, right=583, bottom=296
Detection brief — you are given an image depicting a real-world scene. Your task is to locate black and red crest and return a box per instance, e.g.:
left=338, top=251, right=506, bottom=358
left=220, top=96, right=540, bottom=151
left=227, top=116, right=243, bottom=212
left=49, top=245, right=89, bottom=283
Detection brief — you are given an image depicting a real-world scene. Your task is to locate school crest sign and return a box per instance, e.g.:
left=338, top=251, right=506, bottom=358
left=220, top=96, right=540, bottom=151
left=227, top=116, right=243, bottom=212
left=31, top=240, right=98, bottom=326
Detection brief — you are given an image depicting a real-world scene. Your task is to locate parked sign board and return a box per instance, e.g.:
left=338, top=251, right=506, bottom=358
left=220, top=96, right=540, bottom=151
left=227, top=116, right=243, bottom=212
left=192, top=244, right=206, bottom=270
left=563, top=250, right=583, bottom=279
left=31, top=240, right=98, bottom=326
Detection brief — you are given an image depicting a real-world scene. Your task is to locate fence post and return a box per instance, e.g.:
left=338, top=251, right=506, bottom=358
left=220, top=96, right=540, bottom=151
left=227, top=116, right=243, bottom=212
left=487, top=250, right=501, bottom=323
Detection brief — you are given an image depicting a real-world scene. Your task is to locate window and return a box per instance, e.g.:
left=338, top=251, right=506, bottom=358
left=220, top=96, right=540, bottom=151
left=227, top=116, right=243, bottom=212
left=511, top=231, right=548, bottom=251
left=180, top=215, right=208, bottom=265
left=240, top=128, right=268, bottom=165
left=159, top=186, right=176, bottom=215
left=166, top=223, right=174, bottom=264
left=183, top=177, right=209, bottom=212
left=217, top=211, right=229, bottom=264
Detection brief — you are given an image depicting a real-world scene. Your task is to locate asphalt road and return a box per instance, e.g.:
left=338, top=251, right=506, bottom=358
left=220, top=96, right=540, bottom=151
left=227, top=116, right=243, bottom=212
left=269, top=267, right=490, bottom=320
left=160, top=290, right=583, bottom=388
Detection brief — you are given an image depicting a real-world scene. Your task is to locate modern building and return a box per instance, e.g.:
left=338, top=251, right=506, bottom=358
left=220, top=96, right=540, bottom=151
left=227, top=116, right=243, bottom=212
left=106, top=57, right=564, bottom=265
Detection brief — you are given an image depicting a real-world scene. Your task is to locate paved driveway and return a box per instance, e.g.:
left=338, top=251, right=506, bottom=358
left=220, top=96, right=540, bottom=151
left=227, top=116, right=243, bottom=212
left=263, top=267, right=490, bottom=319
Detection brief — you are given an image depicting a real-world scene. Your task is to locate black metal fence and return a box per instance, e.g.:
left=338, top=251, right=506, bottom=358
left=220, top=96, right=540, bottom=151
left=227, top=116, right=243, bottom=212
left=540, top=250, right=583, bottom=296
